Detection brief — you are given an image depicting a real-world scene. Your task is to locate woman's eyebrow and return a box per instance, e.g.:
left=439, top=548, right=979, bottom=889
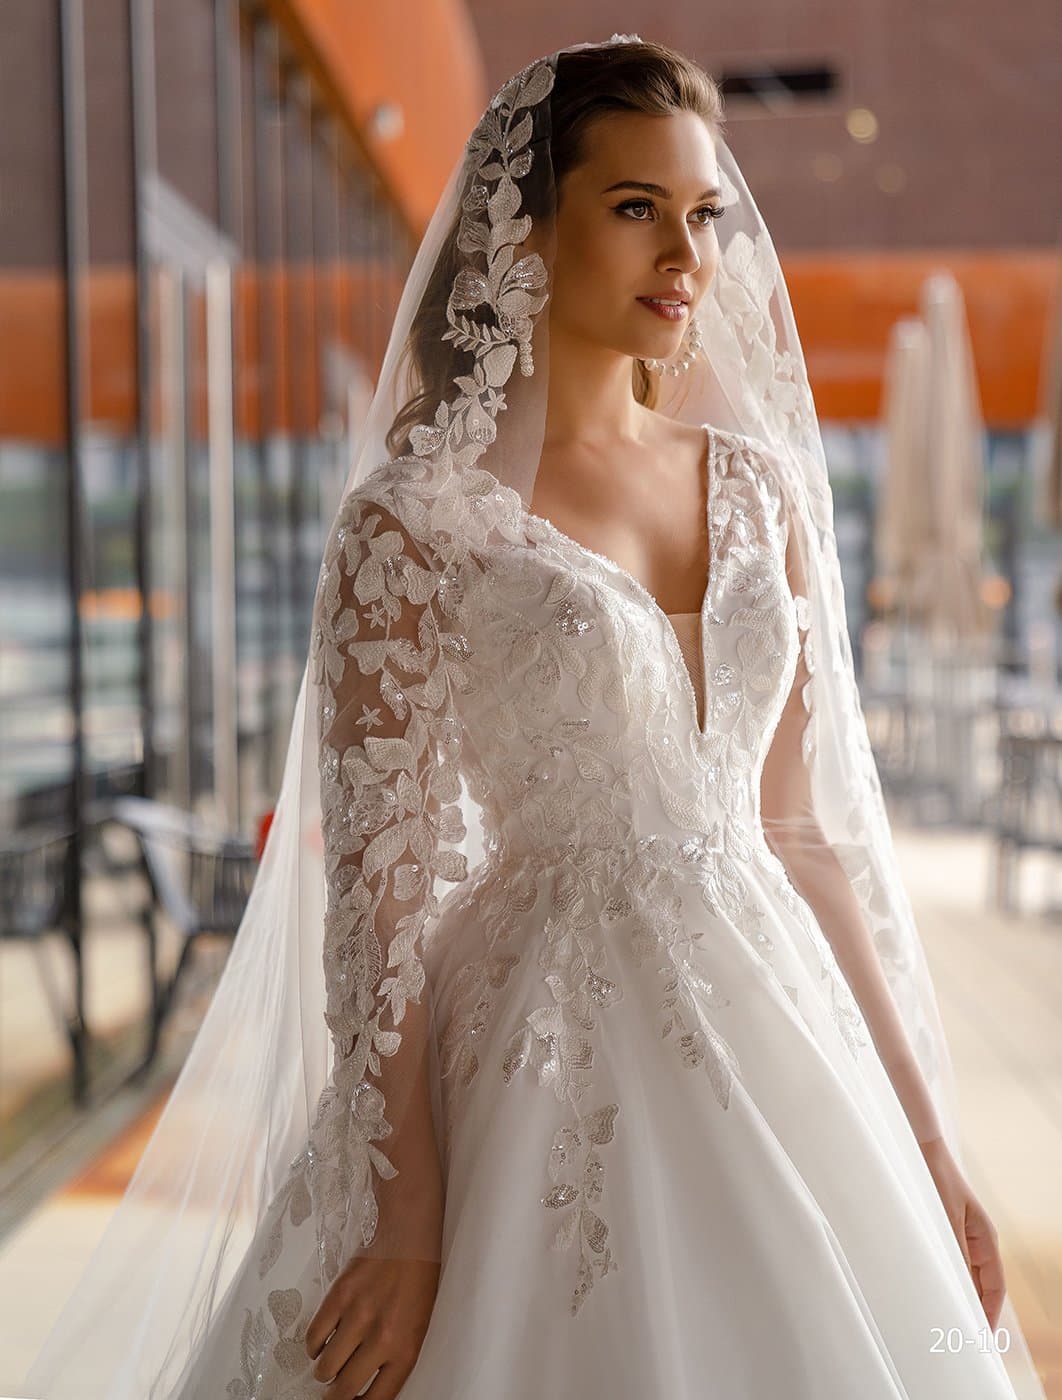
left=601, top=179, right=722, bottom=200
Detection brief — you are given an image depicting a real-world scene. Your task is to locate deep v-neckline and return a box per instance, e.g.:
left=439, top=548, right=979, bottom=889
left=524, top=422, right=719, bottom=743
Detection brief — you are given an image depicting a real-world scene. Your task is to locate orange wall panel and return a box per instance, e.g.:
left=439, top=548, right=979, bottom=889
left=2, top=252, right=1057, bottom=443
left=783, top=250, right=1059, bottom=426
left=269, top=0, right=487, bottom=234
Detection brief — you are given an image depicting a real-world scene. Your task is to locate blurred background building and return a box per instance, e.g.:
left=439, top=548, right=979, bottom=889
left=0, top=2, right=1059, bottom=1391
left=0, top=0, right=485, bottom=836
left=1, top=0, right=1059, bottom=837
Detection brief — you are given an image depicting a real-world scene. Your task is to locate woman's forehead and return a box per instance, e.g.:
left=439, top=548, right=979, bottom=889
left=573, top=111, right=719, bottom=188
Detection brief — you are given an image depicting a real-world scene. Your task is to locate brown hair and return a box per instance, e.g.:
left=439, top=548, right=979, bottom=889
left=385, top=39, right=725, bottom=458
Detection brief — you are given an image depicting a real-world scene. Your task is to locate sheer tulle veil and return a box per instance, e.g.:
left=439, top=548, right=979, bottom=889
left=21, top=33, right=1043, bottom=1399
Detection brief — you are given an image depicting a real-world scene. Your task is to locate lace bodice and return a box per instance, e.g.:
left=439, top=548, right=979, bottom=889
left=434, top=422, right=804, bottom=864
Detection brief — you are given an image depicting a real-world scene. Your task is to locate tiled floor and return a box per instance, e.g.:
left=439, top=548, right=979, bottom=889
left=1, top=825, right=1059, bottom=1396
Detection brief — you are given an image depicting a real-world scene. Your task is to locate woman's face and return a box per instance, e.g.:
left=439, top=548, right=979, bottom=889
left=549, top=109, right=722, bottom=364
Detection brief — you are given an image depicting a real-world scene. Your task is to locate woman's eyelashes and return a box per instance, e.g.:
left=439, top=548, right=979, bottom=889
left=615, top=198, right=726, bottom=224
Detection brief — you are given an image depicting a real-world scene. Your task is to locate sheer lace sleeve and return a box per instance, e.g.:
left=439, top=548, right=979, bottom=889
left=308, top=485, right=468, bottom=1279
left=759, top=500, right=945, bottom=1147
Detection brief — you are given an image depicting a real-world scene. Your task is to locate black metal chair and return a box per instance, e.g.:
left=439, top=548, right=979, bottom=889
left=0, top=823, right=88, bottom=1103
left=991, top=731, right=1062, bottom=914
left=103, top=797, right=259, bottom=1076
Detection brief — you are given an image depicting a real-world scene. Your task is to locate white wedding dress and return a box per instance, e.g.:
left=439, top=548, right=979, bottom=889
left=165, top=423, right=1025, bottom=1399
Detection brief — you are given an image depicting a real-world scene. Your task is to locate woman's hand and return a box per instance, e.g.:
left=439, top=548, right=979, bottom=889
left=919, top=1135, right=1007, bottom=1331
left=305, top=1254, right=441, bottom=1399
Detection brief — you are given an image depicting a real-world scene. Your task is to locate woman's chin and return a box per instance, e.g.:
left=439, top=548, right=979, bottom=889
left=636, top=341, right=684, bottom=362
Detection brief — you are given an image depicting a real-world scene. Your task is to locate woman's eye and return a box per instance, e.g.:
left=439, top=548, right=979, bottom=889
left=618, top=199, right=654, bottom=219
left=617, top=199, right=725, bottom=224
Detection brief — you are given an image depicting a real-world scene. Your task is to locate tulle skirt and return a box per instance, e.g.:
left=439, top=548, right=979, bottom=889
left=164, top=845, right=1031, bottom=1399
left=402, top=848, right=1028, bottom=1398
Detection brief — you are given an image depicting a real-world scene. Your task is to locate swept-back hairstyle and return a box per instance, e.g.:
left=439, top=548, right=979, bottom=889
left=386, top=38, right=725, bottom=457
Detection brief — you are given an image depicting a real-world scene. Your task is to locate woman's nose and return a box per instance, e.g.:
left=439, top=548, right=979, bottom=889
left=658, top=229, right=701, bottom=274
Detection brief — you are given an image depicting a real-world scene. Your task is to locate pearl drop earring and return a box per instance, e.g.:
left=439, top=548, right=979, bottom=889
left=642, top=313, right=704, bottom=376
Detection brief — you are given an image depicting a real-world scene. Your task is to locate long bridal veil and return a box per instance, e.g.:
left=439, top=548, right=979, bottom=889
left=21, top=33, right=1044, bottom=1400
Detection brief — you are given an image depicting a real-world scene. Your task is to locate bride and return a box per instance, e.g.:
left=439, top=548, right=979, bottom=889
left=21, top=34, right=1046, bottom=1400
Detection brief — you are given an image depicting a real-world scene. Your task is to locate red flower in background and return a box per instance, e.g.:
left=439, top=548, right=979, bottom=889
left=255, top=809, right=275, bottom=861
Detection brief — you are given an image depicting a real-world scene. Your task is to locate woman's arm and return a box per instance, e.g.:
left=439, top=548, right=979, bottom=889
left=304, top=491, right=466, bottom=1394
left=760, top=503, right=1011, bottom=1329
left=759, top=514, right=944, bottom=1146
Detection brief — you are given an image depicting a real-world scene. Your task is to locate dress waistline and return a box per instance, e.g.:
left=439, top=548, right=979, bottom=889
left=473, top=825, right=765, bottom=877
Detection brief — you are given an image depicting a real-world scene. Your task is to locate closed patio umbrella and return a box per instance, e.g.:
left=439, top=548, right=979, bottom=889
left=877, top=315, right=931, bottom=608
left=877, top=273, right=991, bottom=642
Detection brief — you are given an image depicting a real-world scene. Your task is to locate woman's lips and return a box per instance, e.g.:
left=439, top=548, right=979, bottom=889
left=636, top=298, right=688, bottom=322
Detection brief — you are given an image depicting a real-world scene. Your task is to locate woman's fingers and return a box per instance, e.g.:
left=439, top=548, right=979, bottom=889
left=322, top=1339, right=386, bottom=1399
left=307, top=1259, right=376, bottom=1364
left=305, top=1256, right=438, bottom=1395
left=975, top=1260, right=1006, bottom=1331
left=324, top=1331, right=413, bottom=1400
left=312, top=1305, right=373, bottom=1387
left=306, top=1277, right=346, bottom=1360
left=363, top=1359, right=415, bottom=1399
left=966, top=1201, right=1006, bottom=1329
